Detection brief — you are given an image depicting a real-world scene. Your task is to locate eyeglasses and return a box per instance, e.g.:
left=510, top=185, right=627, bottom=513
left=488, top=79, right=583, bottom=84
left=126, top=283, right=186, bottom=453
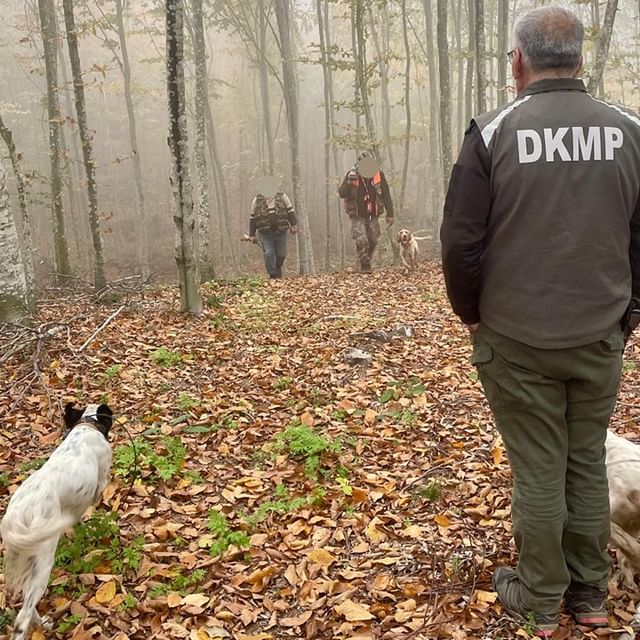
left=507, top=49, right=516, bottom=62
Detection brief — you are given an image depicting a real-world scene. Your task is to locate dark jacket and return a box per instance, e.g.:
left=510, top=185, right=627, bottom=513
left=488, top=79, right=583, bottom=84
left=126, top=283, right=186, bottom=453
left=249, top=192, right=296, bottom=236
left=338, top=169, right=394, bottom=219
left=441, top=78, right=640, bottom=348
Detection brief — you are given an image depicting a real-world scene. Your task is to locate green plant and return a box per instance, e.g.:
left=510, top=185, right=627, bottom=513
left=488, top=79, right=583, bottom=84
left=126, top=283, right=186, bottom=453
left=113, top=436, right=186, bottom=482
left=148, top=583, right=170, bottom=599
left=150, top=347, right=183, bottom=367
left=379, top=377, right=425, bottom=403
left=0, top=609, right=15, bottom=634
left=331, top=408, right=348, bottom=421
left=184, top=470, right=205, bottom=485
left=207, top=510, right=250, bottom=557
left=20, top=458, right=46, bottom=473
left=171, top=568, right=205, bottom=593
left=273, top=423, right=342, bottom=478
left=57, top=613, right=83, bottom=634
left=623, top=360, right=637, bottom=372
left=117, top=593, right=138, bottom=612
left=0, top=472, right=9, bottom=487
left=418, top=479, right=442, bottom=502
left=177, top=393, right=199, bottom=412
left=55, top=511, right=143, bottom=579
left=400, top=409, right=416, bottom=426
left=104, top=364, right=122, bottom=379
left=273, top=376, right=293, bottom=391
left=205, top=294, right=224, bottom=308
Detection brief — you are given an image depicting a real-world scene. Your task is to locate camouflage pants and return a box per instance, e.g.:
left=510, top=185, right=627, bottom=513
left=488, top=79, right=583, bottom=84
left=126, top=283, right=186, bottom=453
left=351, top=217, right=380, bottom=271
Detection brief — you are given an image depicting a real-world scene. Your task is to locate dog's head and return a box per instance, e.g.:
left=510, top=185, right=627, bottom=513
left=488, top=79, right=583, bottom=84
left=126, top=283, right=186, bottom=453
left=397, top=228, right=413, bottom=245
left=64, top=402, right=113, bottom=440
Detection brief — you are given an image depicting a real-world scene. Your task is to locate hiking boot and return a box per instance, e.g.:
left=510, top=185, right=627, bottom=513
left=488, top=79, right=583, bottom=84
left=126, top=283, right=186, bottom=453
left=565, top=582, right=608, bottom=628
left=492, top=567, right=559, bottom=638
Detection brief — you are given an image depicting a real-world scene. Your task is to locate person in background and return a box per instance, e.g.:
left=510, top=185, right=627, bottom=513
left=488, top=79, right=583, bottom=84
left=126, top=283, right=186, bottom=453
left=249, top=188, right=297, bottom=279
left=441, top=6, right=640, bottom=638
left=338, top=151, right=394, bottom=273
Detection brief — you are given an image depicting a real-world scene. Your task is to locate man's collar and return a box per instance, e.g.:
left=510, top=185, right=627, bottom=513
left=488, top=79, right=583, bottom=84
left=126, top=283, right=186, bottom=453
left=518, top=77, right=586, bottom=98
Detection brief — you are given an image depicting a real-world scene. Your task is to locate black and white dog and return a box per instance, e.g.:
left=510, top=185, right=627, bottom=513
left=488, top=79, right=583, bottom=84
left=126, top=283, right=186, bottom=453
left=1, top=403, right=113, bottom=640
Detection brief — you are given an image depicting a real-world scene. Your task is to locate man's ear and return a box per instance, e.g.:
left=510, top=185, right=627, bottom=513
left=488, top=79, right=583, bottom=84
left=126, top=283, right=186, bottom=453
left=64, top=402, right=84, bottom=428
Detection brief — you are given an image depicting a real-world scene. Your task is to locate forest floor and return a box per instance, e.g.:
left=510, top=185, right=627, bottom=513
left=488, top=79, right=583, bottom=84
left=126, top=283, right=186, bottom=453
left=1, top=262, right=640, bottom=640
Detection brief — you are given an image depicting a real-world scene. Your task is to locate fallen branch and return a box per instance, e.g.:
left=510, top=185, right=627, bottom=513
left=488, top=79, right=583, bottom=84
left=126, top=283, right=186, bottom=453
left=78, top=305, right=125, bottom=352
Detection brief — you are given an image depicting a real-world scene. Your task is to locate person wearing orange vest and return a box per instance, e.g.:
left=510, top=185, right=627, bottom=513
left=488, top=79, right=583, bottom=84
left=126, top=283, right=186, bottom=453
left=338, top=151, right=394, bottom=273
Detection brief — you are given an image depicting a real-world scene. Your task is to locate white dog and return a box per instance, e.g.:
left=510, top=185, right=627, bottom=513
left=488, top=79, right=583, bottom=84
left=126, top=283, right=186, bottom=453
left=397, top=228, right=419, bottom=273
left=1, top=403, right=113, bottom=640
left=606, top=429, right=640, bottom=587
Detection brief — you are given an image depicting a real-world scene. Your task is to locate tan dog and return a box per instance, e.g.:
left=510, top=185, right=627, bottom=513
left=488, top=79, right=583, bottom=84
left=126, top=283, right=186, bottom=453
left=606, top=429, right=640, bottom=587
left=397, top=228, right=419, bottom=273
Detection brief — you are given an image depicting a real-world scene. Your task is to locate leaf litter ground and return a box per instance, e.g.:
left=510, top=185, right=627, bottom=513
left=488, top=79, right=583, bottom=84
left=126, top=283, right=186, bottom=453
left=1, top=263, right=640, bottom=640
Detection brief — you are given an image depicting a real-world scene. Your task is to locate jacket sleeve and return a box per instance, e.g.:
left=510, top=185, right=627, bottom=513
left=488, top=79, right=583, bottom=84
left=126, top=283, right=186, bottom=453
left=338, top=173, right=351, bottom=199
left=440, top=120, right=491, bottom=325
left=380, top=172, right=394, bottom=217
left=282, top=193, right=297, bottom=226
left=631, top=195, right=640, bottom=298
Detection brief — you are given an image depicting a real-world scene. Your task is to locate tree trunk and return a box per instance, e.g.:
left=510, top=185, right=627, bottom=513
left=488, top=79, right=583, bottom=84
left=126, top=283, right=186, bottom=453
left=204, top=97, right=240, bottom=272
left=273, top=0, right=315, bottom=275
left=354, top=0, right=377, bottom=152
left=0, top=115, right=35, bottom=311
left=465, top=0, right=475, bottom=124
left=399, top=0, right=411, bottom=218
left=368, top=6, right=394, bottom=171
left=316, top=0, right=332, bottom=270
left=497, top=0, right=509, bottom=106
left=437, top=0, right=452, bottom=198
left=62, top=0, right=106, bottom=292
left=191, top=0, right=214, bottom=282
left=350, top=1, right=361, bottom=140
left=323, top=0, right=345, bottom=267
left=588, top=0, right=619, bottom=95
left=115, top=0, right=149, bottom=280
left=475, top=0, right=487, bottom=113
left=166, top=0, right=202, bottom=313
left=423, top=0, right=442, bottom=230
left=0, top=157, right=30, bottom=322
left=37, top=0, right=71, bottom=277
left=257, top=0, right=275, bottom=174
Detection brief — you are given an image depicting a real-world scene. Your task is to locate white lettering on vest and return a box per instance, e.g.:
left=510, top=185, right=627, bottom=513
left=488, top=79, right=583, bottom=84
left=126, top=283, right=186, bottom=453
left=572, top=126, right=601, bottom=160
left=516, top=126, right=624, bottom=163
left=544, top=127, right=571, bottom=161
left=604, top=127, right=624, bottom=160
left=517, top=129, right=542, bottom=163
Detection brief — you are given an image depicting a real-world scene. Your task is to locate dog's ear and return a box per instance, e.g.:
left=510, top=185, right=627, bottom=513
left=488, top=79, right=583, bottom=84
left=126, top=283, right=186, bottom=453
left=396, top=231, right=402, bottom=242
left=64, top=402, right=84, bottom=428
left=96, top=404, right=113, bottom=439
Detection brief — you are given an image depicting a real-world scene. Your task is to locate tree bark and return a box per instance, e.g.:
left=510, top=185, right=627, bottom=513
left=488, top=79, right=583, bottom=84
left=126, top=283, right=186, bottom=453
left=191, top=0, right=214, bottom=282
left=0, top=114, right=35, bottom=311
left=587, top=0, right=619, bottom=95
left=399, top=0, right=412, bottom=218
left=273, top=0, right=315, bottom=275
left=316, top=0, right=332, bottom=269
left=62, top=0, right=106, bottom=292
left=423, top=0, right=442, bottom=229
left=0, top=157, right=30, bottom=322
left=437, top=0, right=452, bottom=198
left=115, top=0, right=149, bottom=280
left=166, top=0, right=203, bottom=313
left=497, top=0, right=509, bottom=106
left=37, top=0, right=71, bottom=277
left=465, top=0, right=475, bottom=124
left=474, top=0, right=487, bottom=113
left=257, top=0, right=275, bottom=174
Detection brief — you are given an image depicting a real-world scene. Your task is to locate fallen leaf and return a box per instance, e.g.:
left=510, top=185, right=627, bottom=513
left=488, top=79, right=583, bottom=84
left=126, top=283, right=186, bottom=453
left=307, top=548, right=336, bottom=568
left=95, top=580, right=116, bottom=604
left=334, top=599, right=374, bottom=622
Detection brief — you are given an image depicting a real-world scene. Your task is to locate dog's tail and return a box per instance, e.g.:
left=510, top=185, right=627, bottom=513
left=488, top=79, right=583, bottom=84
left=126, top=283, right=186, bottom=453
left=2, top=512, right=75, bottom=595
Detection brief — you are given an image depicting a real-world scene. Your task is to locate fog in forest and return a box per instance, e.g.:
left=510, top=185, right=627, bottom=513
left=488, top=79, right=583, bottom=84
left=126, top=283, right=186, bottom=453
left=1, top=0, right=639, bottom=288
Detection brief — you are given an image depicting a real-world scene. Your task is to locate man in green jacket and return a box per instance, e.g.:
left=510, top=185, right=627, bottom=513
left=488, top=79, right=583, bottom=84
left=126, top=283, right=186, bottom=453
left=441, top=6, right=640, bottom=637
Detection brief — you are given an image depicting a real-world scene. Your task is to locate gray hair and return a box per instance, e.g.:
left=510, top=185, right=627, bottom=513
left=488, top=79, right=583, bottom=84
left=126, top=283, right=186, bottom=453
left=514, top=7, right=584, bottom=73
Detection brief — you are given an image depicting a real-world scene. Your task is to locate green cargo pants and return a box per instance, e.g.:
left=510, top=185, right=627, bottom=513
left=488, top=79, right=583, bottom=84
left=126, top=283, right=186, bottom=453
left=472, top=323, right=623, bottom=615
